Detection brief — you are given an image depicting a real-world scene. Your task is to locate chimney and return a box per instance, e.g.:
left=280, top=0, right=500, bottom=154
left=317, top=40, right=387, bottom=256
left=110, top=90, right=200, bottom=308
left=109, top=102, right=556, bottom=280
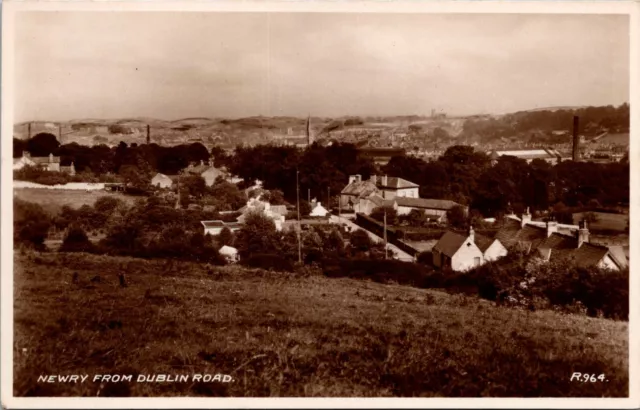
left=49, top=153, right=53, bottom=163
left=383, top=175, right=388, bottom=186
left=348, top=175, right=356, bottom=184
left=355, top=174, right=362, bottom=183
left=572, top=116, right=580, bottom=162
left=371, top=175, right=377, bottom=185
left=521, top=207, right=532, bottom=228
left=468, top=225, right=475, bottom=242
left=577, top=219, right=590, bottom=248
left=23, top=151, right=31, bottom=159
left=200, top=160, right=204, bottom=166
left=208, top=158, right=213, bottom=167
left=546, top=218, right=558, bottom=237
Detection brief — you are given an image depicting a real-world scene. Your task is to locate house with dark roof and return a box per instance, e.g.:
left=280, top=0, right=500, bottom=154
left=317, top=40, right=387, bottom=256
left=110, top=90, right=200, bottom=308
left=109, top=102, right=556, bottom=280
left=432, top=227, right=486, bottom=271
left=151, top=173, right=174, bottom=189
left=340, top=175, right=380, bottom=212
left=370, top=175, right=419, bottom=199
left=432, top=226, right=507, bottom=271
left=495, top=210, right=624, bottom=270
left=185, top=160, right=226, bottom=186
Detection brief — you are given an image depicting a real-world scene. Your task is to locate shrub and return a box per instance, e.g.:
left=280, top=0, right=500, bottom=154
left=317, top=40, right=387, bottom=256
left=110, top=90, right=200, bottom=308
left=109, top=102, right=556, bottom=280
left=59, top=225, right=95, bottom=253
left=14, top=199, right=51, bottom=250
left=242, top=254, right=294, bottom=272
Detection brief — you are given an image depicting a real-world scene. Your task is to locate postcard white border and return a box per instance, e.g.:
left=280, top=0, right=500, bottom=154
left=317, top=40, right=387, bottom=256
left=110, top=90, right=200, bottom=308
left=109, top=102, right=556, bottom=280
left=2, top=1, right=639, bottom=409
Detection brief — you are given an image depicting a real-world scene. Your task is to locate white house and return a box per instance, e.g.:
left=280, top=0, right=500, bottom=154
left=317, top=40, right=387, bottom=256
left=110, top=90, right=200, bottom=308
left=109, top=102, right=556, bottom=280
left=201, top=220, right=242, bottom=236
left=218, top=245, right=239, bottom=263
left=432, top=227, right=503, bottom=271
left=309, top=199, right=329, bottom=217
left=236, top=197, right=286, bottom=231
left=151, top=173, right=174, bottom=189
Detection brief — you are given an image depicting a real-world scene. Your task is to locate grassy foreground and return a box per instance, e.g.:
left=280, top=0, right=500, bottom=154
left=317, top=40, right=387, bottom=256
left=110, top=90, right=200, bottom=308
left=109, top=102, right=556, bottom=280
left=13, top=252, right=628, bottom=397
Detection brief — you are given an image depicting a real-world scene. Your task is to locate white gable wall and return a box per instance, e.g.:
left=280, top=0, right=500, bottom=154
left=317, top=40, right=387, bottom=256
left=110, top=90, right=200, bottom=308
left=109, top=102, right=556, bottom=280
left=484, top=240, right=508, bottom=262
left=597, top=254, right=620, bottom=271
left=451, top=237, right=484, bottom=272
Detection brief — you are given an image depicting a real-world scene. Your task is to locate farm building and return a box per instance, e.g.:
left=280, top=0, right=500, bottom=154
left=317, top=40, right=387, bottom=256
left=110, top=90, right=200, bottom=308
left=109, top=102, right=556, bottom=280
left=13, top=151, right=61, bottom=172
left=309, top=200, right=329, bottom=217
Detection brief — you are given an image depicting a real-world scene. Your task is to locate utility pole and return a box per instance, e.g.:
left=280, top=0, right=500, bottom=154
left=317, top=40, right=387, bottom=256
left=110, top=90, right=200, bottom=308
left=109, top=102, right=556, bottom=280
left=307, top=188, right=310, bottom=204
left=327, top=186, right=330, bottom=211
left=58, top=124, right=62, bottom=143
left=384, top=209, right=388, bottom=260
left=27, top=122, right=31, bottom=139
left=296, top=169, right=302, bottom=264
left=147, top=124, right=151, bottom=145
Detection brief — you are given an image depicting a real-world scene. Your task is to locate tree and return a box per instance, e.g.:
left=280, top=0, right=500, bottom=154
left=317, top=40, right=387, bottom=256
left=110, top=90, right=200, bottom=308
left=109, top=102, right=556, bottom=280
left=26, top=133, right=60, bottom=156
left=181, top=175, right=207, bottom=199
left=324, top=228, right=345, bottom=255
left=14, top=199, right=51, bottom=249
left=370, top=206, right=398, bottom=226
left=235, top=211, right=280, bottom=259
left=119, top=164, right=150, bottom=190
left=59, top=225, right=94, bottom=253
left=404, top=209, right=429, bottom=227
left=94, top=196, right=121, bottom=214
left=218, top=227, right=234, bottom=247
left=299, top=199, right=312, bottom=217
left=447, top=205, right=468, bottom=229
left=349, top=229, right=373, bottom=253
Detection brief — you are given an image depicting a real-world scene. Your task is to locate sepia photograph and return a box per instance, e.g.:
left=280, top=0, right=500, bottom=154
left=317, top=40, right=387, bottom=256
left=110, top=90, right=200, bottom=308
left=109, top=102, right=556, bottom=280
left=1, top=1, right=638, bottom=408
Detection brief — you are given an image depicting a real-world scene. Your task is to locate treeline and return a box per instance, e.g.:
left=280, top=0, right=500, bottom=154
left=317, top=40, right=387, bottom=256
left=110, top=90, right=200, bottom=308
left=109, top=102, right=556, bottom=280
left=382, top=147, right=629, bottom=217
left=15, top=133, right=629, bottom=218
left=460, top=103, right=630, bottom=142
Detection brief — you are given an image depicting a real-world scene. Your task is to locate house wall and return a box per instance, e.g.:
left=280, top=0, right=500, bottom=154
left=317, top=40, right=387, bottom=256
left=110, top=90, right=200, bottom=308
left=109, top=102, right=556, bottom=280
left=45, top=163, right=61, bottom=172
left=598, top=254, right=620, bottom=271
left=483, top=240, right=508, bottom=262
left=152, top=176, right=172, bottom=188
left=204, top=227, right=223, bottom=236
left=201, top=168, right=223, bottom=186
left=451, top=239, right=484, bottom=271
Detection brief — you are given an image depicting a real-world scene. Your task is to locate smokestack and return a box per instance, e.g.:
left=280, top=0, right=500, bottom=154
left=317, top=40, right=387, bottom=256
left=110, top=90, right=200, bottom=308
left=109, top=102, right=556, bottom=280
left=572, top=116, right=580, bottom=162
left=146, top=124, right=150, bottom=145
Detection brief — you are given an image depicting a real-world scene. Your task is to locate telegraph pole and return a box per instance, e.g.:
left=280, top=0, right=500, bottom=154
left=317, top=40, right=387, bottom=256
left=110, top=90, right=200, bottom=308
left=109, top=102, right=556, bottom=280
left=384, top=209, right=388, bottom=260
left=296, top=169, right=302, bottom=264
left=307, top=188, right=310, bottom=204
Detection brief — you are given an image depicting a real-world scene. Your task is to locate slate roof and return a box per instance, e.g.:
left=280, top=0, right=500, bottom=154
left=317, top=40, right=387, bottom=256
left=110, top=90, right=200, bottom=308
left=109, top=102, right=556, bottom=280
left=341, top=180, right=379, bottom=197
left=201, top=220, right=225, bottom=228
left=270, top=205, right=288, bottom=216
left=525, top=230, right=619, bottom=269
left=495, top=219, right=547, bottom=250
left=608, top=245, right=628, bottom=268
left=375, top=177, right=419, bottom=189
left=188, top=165, right=212, bottom=174
left=367, top=195, right=395, bottom=208
left=394, top=197, right=461, bottom=211
left=433, top=231, right=469, bottom=258
left=474, top=233, right=495, bottom=253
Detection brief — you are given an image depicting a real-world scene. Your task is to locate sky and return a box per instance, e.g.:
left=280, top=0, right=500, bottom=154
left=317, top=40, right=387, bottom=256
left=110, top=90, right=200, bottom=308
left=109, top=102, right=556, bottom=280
left=14, top=12, right=630, bottom=122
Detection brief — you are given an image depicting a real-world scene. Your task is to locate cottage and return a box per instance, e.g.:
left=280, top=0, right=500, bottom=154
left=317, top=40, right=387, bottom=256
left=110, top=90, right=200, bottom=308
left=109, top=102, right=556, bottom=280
left=309, top=200, right=329, bottom=217
left=236, top=197, right=286, bottom=231
left=495, top=211, right=623, bottom=270
left=218, top=245, right=239, bottom=263
left=432, top=227, right=486, bottom=271
left=151, top=173, right=174, bottom=189
left=185, top=160, right=226, bottom=186
left=13, top=151, right=61, bottom=172
left=394, top=197, right=464, bottom=222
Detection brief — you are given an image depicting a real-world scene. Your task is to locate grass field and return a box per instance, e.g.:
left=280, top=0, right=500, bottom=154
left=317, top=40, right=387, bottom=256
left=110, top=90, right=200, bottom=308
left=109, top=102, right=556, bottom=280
left=572, top=212, right=629, bottom=232
left=13, top=252, right=628, bottom=397
left=13, top=189, right=138, bottom=215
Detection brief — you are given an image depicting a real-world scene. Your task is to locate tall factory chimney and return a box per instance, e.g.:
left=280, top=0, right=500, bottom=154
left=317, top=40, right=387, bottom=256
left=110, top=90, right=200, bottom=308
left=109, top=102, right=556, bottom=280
left=146, top=124, right=150, bottom=145
left=572, top=115, right=580, bottom=162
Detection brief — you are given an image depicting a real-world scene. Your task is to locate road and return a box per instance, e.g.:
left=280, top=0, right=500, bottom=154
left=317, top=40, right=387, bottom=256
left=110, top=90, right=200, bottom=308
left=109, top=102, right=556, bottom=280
left=329, top=215, right=415, bottom=262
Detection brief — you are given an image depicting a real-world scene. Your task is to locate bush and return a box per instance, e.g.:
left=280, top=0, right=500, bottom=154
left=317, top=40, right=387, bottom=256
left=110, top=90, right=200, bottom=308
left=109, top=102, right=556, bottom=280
left=59, top=225, right=95, bottom=253
left=14, top=199, right=51, bottom=250
left=322, top=258, right=434, bottom=288
left=242, top=254, right=294, bottom=272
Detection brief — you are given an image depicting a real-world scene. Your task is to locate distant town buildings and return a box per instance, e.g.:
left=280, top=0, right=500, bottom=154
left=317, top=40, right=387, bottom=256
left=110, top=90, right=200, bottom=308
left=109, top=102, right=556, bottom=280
left=486, top=148, right=562, bottom=165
